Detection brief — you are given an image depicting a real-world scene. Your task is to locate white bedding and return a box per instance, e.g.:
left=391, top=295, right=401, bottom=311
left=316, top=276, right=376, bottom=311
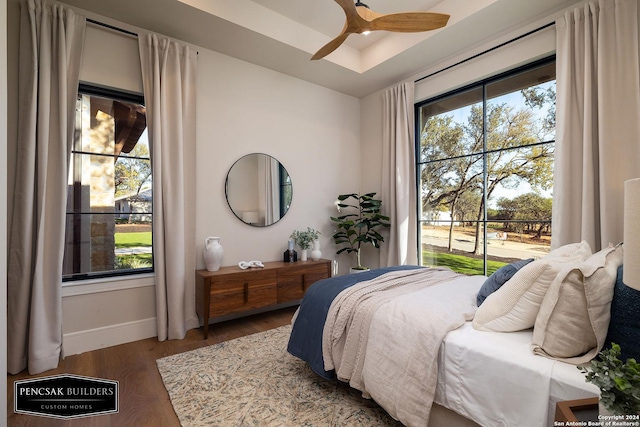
left=435, top=322, right=599, bottom=427
left=323, top=268, right=462, bottom=387
left=316, top=270, right=599, bottom=427
left=362, top=274, right=484, bottom=427
left=323, top=270, right=484, bottom=427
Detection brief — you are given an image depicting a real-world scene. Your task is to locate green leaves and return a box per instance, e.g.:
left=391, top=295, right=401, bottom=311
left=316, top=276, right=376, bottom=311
left=330, top=193, right=390, bottom=268
left=578, top=343, right=640, bottom=415
left=290, top=227, right=321, bottom=250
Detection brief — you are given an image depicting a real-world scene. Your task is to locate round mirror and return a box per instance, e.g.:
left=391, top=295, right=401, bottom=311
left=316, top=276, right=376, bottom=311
left=225, top=153, right=292, bottom=226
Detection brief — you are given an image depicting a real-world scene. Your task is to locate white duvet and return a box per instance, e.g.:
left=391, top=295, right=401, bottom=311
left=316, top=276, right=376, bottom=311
left=321, top=270, right=598, bottom=427
left=323, top=269, right=484, bottom=427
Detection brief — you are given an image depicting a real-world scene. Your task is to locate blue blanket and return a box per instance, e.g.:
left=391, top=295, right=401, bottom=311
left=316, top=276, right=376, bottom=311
left=286, top=265, right=425, bottom=379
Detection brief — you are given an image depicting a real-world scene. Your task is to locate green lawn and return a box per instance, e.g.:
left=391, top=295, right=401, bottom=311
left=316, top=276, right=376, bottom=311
left=114, top=232, right=153, bottom=269
left=114, top=232, right=152, bottom=248
left=422, top=250, right=507, bottom=276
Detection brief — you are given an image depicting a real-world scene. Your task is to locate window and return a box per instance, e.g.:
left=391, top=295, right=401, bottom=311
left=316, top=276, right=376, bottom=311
left=63, top=85, right=152, bottom=281
left=416, top=57, right=556, bottom=276
left=279, top=164, right=292, bottom=216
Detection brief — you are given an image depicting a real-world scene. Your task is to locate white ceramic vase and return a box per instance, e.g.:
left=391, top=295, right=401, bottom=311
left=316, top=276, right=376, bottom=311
left=203, top=237, right=223, bottom=271
left=300, top=249, right=308, bottom=261
left=310, top=240, right=322, bottom=261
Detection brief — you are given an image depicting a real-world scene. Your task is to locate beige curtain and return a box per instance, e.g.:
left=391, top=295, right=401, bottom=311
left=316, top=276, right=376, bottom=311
left=553, top=0, right=640, bottom=250
left=380, top=82, right=418, bottom=266
left=139, top=34, right=199, bottom=341
left=7, top=0, right=85, bottom=374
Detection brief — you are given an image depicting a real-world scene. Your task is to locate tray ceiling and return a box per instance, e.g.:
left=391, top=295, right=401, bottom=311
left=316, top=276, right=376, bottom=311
left=59, top=0, right=583, bottom=97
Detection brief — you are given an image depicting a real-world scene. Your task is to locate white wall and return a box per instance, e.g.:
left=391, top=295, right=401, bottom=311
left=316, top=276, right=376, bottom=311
left=194, top=49, right=360, bottom=267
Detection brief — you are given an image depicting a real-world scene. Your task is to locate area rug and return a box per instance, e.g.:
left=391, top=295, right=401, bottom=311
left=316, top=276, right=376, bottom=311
left=156, top=325, right=402, bottom=426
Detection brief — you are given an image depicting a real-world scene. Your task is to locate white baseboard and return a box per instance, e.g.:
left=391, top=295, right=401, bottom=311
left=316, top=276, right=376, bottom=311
left=63, top=317, right=157, bottom=356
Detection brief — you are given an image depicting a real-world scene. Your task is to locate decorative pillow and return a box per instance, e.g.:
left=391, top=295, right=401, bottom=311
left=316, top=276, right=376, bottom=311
left=472, top=240, right=592, bottom=332
left=531, top=244, right=623, bottom=364
left=544, top=241, right=593, bottom=259
left=476, top=258, right=534, bottom=306
left=605, top=265, right=640, bottom=362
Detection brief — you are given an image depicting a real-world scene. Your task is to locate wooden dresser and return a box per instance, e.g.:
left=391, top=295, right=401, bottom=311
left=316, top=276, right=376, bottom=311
left=195, top=259, right=331, bottom=338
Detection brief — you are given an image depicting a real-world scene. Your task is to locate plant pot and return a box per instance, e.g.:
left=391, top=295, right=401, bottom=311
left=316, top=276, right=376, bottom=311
left=300, top=249, right=308, bottom=261
left=350, top=267, right=370, bottom=274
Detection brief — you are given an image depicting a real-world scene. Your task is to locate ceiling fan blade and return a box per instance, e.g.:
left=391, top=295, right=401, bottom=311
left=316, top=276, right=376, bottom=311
left=334, top=0, right=358, bottom=19
left=370, top=12, right=450, bottom=32
left=311, top=33, right=350, bottom=60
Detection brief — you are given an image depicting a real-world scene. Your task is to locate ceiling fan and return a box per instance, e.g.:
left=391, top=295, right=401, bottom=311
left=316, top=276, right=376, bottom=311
left=312, top=0, right=450, bottom=60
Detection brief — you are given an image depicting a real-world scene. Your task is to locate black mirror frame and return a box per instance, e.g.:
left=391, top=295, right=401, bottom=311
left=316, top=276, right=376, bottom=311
left=224, top=153, right=292, bottom=227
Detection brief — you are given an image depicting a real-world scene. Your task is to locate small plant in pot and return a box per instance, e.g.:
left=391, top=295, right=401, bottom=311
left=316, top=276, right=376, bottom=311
left=578, top=342, right=640, bottom=415
left=331, top=192, right=390, bottom=272
left=291, top=227, right=321, bottom=261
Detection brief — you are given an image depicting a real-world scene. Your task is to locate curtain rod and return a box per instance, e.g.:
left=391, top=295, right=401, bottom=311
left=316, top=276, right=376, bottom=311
left=415, top=22, right=555, bottom=84
left=87, top=18, right=138, bottom=37
left=85, top=18, right=199, bottom=55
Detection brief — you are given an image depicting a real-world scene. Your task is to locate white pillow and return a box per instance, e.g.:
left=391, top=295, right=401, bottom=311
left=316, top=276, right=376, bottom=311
left=472, top=241, right=592, bottom=332
left=532, top=244, right=623, bottom=364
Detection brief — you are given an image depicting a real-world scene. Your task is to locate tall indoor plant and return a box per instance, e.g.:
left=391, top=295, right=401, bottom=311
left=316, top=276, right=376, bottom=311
left=331, top=193, right=390, bottom=271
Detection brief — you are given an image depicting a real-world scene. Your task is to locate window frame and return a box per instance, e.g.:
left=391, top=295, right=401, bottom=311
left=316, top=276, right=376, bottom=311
left=414, top=55, right=556, bottom=275
left=63, top=83, right=153, bottom=283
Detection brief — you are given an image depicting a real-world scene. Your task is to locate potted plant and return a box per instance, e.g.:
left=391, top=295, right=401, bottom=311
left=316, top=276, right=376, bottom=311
left=578, top=342, right=640, bottom=415
left=331, top=192, right=390, bottom=272
left=291, top=227, right=321, bottom=261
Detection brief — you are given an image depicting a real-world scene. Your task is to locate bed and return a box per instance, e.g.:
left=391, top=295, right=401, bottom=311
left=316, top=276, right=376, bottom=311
left=287, top=241, right=634, bottom=427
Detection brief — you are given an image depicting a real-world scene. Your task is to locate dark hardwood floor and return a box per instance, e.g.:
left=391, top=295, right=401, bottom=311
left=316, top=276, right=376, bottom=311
left=7, top=306, right=298, bottom=427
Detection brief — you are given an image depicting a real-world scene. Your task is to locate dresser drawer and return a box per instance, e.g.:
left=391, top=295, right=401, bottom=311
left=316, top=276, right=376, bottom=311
left=277, top=263, right=330, bottom=303
left=196, top=259, right=331, bottom=339
left=209, top=270, right=277, bottom=317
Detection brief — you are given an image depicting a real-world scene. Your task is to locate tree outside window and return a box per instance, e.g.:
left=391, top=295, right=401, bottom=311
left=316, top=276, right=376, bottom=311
left=416, top=58, right=556, bottom=275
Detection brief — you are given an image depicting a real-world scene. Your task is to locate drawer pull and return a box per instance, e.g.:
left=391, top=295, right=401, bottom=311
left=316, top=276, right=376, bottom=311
left=244, top=282, right=249, bottom=303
